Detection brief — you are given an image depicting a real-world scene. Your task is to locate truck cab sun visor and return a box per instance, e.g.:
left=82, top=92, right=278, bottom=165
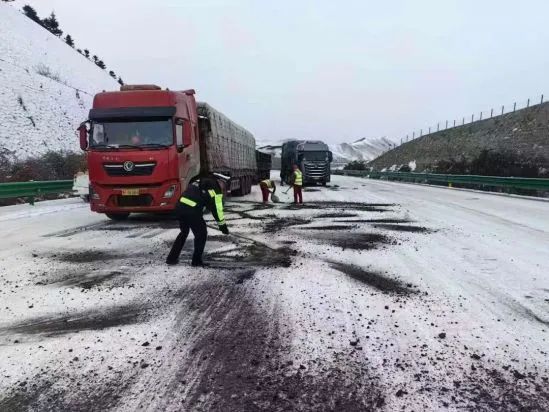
left=89, top=106, right=176, bottom=120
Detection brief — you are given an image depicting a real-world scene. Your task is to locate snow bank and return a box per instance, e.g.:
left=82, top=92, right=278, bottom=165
left=0, top=3, right=118, bottom=159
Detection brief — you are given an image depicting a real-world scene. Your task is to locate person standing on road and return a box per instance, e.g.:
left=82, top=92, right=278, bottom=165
left=259, top=178, right=276, bottom=204
left=290, top=164, right=303, bottom=204
left=166, top=173, right=230, bottom=267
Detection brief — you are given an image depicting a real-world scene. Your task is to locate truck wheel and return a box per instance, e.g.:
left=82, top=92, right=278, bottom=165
left=232, top=179, right=244, bottom=196
left=322, top=181, right=327, bottom=186
left=106, top=212, right=130, bottom=221
left=246, top=176, right=252, bottom=194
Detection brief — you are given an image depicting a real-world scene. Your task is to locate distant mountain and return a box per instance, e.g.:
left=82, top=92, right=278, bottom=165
left=330, top=137, right=393, bottom=163
left=0, top=3, right=118, bottom=160
left=257, top=137, right=393, bottom=167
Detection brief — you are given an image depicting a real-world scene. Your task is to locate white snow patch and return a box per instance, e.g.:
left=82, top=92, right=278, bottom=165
left=0, top=3, right=118, bottom=159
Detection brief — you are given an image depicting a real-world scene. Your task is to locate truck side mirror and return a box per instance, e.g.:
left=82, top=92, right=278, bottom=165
left=175, top=120, right=184, bottom=152
left=328, top=151, right=333, bottom=162
left=77, top=122, right=89, bottom=151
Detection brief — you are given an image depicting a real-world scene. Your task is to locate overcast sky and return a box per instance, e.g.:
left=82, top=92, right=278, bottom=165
left=12, top=0, right=549, bottom=144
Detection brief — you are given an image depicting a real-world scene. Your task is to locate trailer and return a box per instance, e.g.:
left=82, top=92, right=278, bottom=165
left=255, top=150, right=272, bottom=181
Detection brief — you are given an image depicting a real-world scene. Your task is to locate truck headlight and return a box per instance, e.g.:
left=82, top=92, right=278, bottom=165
left=163, top=185, right=177, bottom=198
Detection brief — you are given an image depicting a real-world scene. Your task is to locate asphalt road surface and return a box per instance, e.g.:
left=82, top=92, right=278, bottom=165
left=0, top=175, right=548, bottom=411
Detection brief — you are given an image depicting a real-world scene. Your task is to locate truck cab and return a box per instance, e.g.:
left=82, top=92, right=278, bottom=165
left=281, top=140, right=333, bottom=186
left=79, top=85, right=200, bottom=220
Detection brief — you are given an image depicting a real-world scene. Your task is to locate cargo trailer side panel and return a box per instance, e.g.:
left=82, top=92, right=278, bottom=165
left=197, top=102, right=257, bottom=178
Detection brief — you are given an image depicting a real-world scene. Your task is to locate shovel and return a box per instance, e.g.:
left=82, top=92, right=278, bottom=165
left=271, top=193, right=280, bottom=203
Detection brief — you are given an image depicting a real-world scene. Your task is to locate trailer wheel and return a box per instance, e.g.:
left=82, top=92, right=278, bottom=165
left=246, top=176, right=252, bottom=194
left=106, top=212, right=130, bottom=221
left=232, top=178, right=244, bottom=196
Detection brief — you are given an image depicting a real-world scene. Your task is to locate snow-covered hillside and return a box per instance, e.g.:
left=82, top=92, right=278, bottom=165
left=330, top=136, right=393, bottom=163
left=0, top=3, right=118, bottom=159
left=257, top=136, right=393, bottom=166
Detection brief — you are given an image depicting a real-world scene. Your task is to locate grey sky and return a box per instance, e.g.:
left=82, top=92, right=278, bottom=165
left=13, top=0, right=549, bottom=144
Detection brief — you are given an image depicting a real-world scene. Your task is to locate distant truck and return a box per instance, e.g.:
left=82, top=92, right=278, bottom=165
left=78, top=84, right=264, bottom=220
left=280, top=140, right=332, bottom=186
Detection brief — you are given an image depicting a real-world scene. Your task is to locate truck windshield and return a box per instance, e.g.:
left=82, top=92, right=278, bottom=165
left=90, top=119, right=173, bottom=148
left=302, top=151, right=330, bottom=161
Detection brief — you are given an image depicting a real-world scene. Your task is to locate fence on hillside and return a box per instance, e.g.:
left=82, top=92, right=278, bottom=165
left=382, top=94, right=548, bottom=154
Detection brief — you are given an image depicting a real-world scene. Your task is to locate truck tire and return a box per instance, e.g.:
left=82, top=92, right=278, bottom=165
left=246, top=176, right=252, bottom=194
left=232, top=178, right=244, bottom=196
left=106, top=212, right=130, bottom=221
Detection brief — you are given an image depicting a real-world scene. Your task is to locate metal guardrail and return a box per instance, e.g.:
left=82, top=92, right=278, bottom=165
left=0, top=180, right=73, bottom=205
left=334, top=170, right=549, bottom=191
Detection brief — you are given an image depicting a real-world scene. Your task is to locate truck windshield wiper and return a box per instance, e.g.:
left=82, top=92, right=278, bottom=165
left=139, top=143, right=170, bottom=149
left=91, top=144, right=143, bottom=151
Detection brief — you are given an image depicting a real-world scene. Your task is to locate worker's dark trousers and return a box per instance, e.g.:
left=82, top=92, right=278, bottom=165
left=167, top=212, right=208, bottom=264
left=293, top=185, right=303, bottom=203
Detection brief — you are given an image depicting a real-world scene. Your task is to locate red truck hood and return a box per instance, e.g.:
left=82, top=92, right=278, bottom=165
left=87, top=149, right=174, bottom=185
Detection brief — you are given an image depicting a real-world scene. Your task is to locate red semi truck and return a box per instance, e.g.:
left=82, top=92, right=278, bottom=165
left=78, top=85, right=261, bottom=220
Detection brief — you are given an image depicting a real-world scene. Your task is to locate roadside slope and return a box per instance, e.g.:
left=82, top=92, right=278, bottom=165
left=369, top=102, right=549, bottom=172
left=0, top=3, right=118, bottom=159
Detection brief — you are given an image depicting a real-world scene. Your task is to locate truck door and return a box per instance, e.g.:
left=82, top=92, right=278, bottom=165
left=175, top=119, right=200, bottom=192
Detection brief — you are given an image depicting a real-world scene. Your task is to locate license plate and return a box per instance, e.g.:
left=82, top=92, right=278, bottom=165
left=122, top=188, right=140, bottom=196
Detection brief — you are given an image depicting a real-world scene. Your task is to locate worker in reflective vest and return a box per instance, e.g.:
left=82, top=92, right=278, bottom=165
left=166, top=174, right=229, bottom=266
left=290, top=164, right=303, bottom=204
left=259, top=179, right=276, bottom=204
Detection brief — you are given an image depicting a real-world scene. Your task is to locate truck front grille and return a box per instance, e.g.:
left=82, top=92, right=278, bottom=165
left=103, top=162, right=156, bottom=176
left=116, top=194, right=153, bottom=207
left=304, top=163, right=329, bottom=178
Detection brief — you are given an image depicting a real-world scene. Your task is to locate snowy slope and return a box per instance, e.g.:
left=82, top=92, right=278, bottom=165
left=0, top=3, right=118, bottom=159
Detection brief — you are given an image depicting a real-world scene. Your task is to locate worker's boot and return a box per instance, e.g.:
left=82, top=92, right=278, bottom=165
left=191, top=257, right=209, bottom=267
left=191, top=260, right=209, bottom=267
left=166, top=257, right=179, bottom=265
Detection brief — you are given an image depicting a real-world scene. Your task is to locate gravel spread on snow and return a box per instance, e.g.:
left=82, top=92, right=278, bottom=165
left=0, top=175, right=548, bottom=410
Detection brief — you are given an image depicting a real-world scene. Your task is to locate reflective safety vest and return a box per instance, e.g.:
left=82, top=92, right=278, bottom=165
left=293, top=169, right=303, bottom=186
left=260, top=179, right=273, bottom=189
left=178, top=183, right=225, bottom=225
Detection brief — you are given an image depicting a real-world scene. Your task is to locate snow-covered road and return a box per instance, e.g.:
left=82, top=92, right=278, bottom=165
left=0, top=175, right=548, bottom=411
